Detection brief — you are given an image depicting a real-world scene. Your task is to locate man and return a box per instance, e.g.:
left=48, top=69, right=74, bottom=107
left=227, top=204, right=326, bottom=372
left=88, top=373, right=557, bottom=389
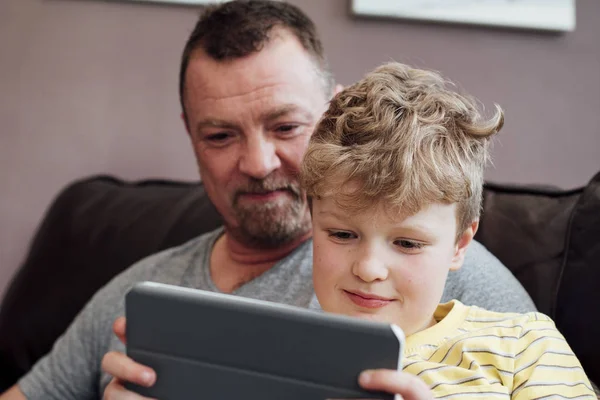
left=0, top=1, right=535, bottom=399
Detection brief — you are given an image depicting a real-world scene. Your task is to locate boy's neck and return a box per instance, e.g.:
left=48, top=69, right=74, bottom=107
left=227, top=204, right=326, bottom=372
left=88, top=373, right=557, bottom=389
left=403, top=315, right=438, bottom=338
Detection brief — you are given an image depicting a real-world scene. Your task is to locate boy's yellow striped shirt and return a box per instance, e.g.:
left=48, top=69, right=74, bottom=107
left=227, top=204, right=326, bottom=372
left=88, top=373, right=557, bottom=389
left=403, top=301, right=595, bottom=399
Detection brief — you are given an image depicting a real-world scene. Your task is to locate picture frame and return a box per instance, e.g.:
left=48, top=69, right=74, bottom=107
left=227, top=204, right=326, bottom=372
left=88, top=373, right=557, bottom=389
left=351, top=0, right=576, bottom=32
left=125, top=0, right=228, bottom=5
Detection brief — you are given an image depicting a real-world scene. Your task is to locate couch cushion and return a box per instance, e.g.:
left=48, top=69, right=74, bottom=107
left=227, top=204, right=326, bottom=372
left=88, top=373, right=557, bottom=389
left=0, top=176, right=222, bottom=390
left=475, top=173, right=600, bottom=386
left=555, top=171, right=600, bottom=386
left=475, top=183, right=582, bottom=316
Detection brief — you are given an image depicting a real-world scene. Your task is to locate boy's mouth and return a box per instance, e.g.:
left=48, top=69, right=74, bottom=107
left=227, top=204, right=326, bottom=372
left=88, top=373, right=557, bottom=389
left=344, top=290, right=395, bottom=309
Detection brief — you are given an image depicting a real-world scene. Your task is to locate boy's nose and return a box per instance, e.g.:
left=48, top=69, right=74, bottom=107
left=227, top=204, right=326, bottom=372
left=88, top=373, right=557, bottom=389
left=351, top=252, right=389, bottom=283
left=239, top=135, right=281, bottom=179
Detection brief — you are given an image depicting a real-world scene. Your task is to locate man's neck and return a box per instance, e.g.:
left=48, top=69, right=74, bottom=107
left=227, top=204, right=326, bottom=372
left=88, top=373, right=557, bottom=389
left=209, top=230, right=312, bottom=293
left=225, top=230, right=312, bottom=265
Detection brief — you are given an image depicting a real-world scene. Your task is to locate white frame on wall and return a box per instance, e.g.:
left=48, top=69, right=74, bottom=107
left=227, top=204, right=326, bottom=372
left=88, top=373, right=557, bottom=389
left=351, top=0, right=576, bottom=32
left=126, top=0, right=228, bottom=5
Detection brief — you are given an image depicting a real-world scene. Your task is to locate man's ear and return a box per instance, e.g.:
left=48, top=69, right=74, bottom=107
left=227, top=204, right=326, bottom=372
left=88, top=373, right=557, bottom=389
left=181, top=112, right=191, bottom=136
left=449, top=220, right=479, bottom=271
left=333, top=83, right=344, bottom=97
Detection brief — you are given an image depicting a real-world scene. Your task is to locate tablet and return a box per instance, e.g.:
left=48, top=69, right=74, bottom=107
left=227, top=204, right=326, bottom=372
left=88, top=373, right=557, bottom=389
left=125, top=281, right=404, bottom=400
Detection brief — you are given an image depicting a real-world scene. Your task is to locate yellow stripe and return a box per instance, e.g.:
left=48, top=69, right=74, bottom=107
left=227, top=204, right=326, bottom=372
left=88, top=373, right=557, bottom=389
left=402, top=301, right=594, bottom=399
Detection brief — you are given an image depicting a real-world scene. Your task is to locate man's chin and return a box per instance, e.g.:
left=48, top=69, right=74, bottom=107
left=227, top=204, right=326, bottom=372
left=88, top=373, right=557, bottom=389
left=235, top=189, right=293, bottom=204
left=232, top=216, right=311, bottom=249
left=227, top=232, right=302, bottom=250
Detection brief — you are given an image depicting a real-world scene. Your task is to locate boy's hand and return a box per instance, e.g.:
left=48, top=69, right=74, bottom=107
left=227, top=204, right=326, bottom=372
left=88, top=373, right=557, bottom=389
left=102, top=317, right=157, bottom=400
left=359, top=369, right=434, bottom=400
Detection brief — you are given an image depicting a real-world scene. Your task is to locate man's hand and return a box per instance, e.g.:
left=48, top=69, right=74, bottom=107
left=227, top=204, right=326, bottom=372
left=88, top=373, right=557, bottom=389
left=0, top=385, right=27, bottom=400
left=102, top=317, right=157, bottom=400
left=359, top=369, right=434, bottom=400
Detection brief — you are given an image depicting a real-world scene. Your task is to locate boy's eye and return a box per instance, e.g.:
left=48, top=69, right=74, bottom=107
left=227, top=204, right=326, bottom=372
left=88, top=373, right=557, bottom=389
left=327, top=230, right=357, bottom=240
left=395, top=239, right=424, bottom=250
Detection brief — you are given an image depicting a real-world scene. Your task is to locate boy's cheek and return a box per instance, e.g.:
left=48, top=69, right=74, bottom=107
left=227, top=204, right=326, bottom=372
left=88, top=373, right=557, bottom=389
left=312, top=272, right=336, bottom=312
left=313, top=256, right=344, bottom=292
left=313, top=259, right=339, bottom=282
left=314, top=254, right=347, bottom=277
left=313, top=241, right=353, bottom=289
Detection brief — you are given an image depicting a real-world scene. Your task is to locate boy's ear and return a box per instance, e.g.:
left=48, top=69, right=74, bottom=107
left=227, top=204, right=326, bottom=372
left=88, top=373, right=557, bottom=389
left=449, top=220, right=479, bottom=271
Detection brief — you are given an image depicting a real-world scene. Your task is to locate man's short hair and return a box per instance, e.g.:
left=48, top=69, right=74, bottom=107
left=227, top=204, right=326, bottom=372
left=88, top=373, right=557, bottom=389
left=179, top=0, right=333, bottom=122
left=300, top=62, right=504, bottom=238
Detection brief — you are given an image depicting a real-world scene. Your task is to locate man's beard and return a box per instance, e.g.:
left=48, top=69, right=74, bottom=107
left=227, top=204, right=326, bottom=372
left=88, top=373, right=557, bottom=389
left=229, top=176, right=311, bottom=249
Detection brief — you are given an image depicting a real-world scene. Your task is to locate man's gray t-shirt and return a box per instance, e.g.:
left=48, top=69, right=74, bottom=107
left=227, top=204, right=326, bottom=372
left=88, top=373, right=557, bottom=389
left=18, top=228, right=535, bottom=399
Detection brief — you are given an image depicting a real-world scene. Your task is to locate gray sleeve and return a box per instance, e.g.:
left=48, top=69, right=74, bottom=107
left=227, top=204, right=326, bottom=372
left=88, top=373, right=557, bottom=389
left=15, top=242, right=195, bottom=400
left=17, top=288, right=110, bottom=400
left=441, top=240, right=537, bottom=313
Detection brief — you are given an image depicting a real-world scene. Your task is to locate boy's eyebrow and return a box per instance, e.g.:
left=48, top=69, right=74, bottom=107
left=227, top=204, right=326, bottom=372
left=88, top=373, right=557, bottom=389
left=396, top=224, right=436, bottom=239
left=317, top=210, right=349, bottom=220
left=319, top=210, right=437, bottom=238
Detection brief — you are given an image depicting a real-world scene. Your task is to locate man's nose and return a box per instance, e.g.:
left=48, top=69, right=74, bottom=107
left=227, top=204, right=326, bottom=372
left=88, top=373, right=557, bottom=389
left=351, top=249, right=389, bottom=283
left=239, top=135, right=281, bottom=179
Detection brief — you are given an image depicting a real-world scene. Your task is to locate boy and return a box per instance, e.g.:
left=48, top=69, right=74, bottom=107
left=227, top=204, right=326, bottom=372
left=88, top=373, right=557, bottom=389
left=300, top=62, right=595, bottom=399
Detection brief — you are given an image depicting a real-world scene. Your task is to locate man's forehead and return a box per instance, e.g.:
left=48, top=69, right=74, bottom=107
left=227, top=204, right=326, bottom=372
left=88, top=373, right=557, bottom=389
left=184, top=33, right=324, bottom=102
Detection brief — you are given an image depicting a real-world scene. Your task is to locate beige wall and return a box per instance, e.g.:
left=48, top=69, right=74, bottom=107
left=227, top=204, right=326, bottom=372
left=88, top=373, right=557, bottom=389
left=1, top=0, right=599, bottom=300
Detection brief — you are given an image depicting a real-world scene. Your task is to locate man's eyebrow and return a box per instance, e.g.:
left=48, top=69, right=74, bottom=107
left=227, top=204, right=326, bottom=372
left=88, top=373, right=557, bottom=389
left=195, top=119, right=238, bottom=132
left=261, top=105, right=313, bottom=123
left=194, top=105, right=313, bottom=133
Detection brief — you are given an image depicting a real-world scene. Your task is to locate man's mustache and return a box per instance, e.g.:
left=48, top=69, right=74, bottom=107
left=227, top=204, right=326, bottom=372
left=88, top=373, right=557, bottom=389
left=233, top=179, right=303, bottom=204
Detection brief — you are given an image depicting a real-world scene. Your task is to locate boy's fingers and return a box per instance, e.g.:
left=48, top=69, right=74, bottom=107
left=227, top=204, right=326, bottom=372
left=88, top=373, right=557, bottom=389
left=359, top=369, right=433, bottom=400
left=113, top=317, right=127, bottom=345
left=101, top=351, right=156, bottom=388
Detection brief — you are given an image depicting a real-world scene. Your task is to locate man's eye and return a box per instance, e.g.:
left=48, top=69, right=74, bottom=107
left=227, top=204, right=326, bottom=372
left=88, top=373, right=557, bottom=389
left=395, top=239, right=424, bottom=250
left=275, top=125, right=299, bottom=134
left=206, top=132, right=231, bottom=142
left=328, top=230, right=356, bottom=240
left=202, top=133, right=235, bottom=147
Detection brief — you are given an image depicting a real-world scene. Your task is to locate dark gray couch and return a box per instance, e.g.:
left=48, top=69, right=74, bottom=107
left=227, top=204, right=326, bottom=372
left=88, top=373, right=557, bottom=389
left=1, top=171, right=599, bottom=391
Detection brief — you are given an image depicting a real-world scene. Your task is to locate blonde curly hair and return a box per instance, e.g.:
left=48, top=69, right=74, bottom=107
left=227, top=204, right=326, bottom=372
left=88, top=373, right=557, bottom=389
left=300, top=62, right=503, bottom=238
